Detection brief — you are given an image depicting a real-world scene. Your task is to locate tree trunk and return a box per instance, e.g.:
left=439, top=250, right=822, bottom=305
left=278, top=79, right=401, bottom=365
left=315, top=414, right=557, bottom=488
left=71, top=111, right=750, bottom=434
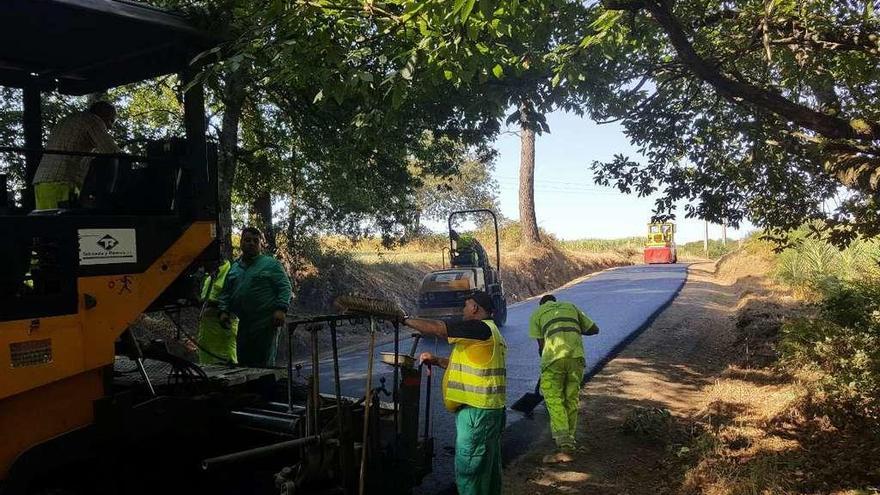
left=217, top=68, right=247, bottom=259
left=403, top=210, right=422, bottom=240
left=518, top=107, right=541, bottom=245
left=251, top=189, right=275, bottom=252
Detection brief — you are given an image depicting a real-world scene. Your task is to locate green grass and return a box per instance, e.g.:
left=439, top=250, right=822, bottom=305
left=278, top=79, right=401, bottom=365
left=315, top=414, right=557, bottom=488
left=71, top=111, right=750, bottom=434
left=774, top=236, right=880, bottom=294
left=563, top=236, right=740, bottom=260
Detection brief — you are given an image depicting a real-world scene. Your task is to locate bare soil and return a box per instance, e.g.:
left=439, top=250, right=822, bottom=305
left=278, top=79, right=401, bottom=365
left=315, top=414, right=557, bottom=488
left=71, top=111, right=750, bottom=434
left=501, top=257, right=796, bottom=495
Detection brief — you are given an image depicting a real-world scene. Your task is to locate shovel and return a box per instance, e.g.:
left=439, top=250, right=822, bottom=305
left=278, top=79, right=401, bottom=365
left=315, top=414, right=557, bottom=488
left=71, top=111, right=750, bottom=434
left=511, top=379, right=543, bottom=414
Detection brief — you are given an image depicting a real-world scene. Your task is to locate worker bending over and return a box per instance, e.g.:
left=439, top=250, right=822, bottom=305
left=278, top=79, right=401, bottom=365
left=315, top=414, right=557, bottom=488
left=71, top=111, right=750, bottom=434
left=402, top=291, right=507, bottom=495
left=528, top=294, right=599, bottom=463
left=31, top=101, right=120, bottom=209
left=218, top=227, right=292, bottom=367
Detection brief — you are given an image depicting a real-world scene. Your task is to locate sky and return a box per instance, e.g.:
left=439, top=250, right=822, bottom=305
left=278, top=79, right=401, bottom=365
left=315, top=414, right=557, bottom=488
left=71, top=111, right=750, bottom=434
left=484, top=110, right=753, bottom=244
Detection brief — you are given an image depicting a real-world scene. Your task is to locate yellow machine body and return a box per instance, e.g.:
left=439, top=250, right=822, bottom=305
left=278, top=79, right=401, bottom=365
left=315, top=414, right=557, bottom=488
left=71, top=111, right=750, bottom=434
left=0, top=221, right=215, bottom=477
left=644, top=222, right=677, bottom=264
left=645, top=222, right=675, bottom=247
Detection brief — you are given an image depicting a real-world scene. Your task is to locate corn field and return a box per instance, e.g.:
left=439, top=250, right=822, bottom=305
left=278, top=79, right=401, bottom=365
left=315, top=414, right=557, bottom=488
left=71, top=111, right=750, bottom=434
left=775, top=237, right=880, bottom=292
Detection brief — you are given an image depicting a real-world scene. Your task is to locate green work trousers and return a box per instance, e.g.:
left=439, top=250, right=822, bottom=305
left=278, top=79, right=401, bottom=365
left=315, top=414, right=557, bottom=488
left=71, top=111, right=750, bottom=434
left=454, top=406, right=505, bottom=495
left=236, top=319, right=280, bottom=368
left=197, top=308, right=238, bottom=365
left=540, top=357, right=585, bottom=449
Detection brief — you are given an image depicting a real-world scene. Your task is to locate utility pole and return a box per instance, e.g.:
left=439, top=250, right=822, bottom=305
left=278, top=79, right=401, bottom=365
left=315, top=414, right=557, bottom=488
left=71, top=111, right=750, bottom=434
left=721, top=220, right=728, bottom=246
left=703, top=220, right=709, bottom=255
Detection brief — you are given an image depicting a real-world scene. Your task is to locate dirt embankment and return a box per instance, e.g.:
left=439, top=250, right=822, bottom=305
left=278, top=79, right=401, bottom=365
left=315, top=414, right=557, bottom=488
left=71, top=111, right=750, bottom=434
left=501, top=245, right=845, bottom=495
left=293, top=243, right=633, bottom=316
left=501, top=245, right=634, bottom=304
left=273, top=243, right=632, bottom=360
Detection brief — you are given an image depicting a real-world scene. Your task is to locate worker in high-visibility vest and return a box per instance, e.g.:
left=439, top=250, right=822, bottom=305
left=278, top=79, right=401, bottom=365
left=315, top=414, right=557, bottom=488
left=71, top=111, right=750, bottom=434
left=528, top=294, right=599, bottom=463
left=402, top=291, right=507, bottom=495
left=197, top=259, right=238, bottom=364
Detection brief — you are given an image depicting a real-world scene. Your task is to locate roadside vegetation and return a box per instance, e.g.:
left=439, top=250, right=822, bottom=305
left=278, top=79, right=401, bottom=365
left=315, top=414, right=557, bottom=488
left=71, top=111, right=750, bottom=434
left=294, top=224, right=750, bottom=317
left=678, top=239, right=740, bottom=260
left=662, top=233, right=880, bottom=494
left=289, top=221, right=641, bottom=315
left=560, top=236, right=739, bottom=261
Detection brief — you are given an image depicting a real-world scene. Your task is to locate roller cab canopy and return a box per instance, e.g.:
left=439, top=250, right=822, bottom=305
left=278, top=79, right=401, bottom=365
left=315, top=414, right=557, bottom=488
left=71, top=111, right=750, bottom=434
left=0, top=0, right=217, bottom=95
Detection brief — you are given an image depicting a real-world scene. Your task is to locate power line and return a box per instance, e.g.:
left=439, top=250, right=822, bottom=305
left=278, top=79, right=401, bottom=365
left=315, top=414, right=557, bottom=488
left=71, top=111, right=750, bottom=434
left=496, top=183, right=625, bottom=196
left=493, top=177, right=620, bottom=193
left=494, top=174, right=606, bottom=188
left=495, top=178, right=615, bottom=190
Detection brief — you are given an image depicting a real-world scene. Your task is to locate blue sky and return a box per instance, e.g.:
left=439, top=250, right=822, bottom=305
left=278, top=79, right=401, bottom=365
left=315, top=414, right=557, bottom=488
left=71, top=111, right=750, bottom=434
left=486, top=110, right=753, bottom=243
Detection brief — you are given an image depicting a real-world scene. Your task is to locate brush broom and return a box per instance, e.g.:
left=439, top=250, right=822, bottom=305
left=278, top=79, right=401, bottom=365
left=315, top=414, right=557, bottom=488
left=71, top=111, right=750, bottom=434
left=334, top=294, right=407, bottom=321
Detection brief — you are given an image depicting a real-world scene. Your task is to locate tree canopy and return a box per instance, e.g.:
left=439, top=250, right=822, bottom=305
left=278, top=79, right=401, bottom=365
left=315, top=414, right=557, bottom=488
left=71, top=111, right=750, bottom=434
left=556, top=0, right=880, bottom=245
left=281, top=0, right=879, bottom=245
left=4, top=0, right=878, bottom=252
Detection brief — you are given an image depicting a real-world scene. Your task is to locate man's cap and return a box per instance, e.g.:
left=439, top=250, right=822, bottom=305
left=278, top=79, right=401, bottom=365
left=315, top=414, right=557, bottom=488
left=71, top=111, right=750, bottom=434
left=467, top=290, right=494, bottom=314
left=539, top=294, right=557, bottom=305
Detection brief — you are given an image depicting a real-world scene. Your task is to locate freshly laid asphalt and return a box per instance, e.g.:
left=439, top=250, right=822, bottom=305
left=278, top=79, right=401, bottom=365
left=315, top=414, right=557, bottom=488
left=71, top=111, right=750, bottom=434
left=304, top=264, right=687, bottom=494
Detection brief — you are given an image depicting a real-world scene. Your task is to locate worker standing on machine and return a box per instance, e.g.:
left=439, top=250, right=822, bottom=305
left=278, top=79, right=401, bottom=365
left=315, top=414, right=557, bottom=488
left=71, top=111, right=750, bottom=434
left=31, top=101, right=120, bottom=210
left=401, top=291, right=507, bottom=495
left=197, top=259, right=238, bottom=364
left=528, top=294, right=599, bottom=463
left=218, top=226, right=292, bottom=367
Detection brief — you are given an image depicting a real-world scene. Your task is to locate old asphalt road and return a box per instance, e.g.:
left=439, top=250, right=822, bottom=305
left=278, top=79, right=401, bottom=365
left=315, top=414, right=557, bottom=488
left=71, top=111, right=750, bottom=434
left=306, top=264, right=687, bottom=494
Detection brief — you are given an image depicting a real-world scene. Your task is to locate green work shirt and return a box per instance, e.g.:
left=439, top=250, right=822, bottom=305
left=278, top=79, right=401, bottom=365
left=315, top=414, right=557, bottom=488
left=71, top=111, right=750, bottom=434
left=528, top=301, right=596, bottom=367
left=217, top=254, right=292, bottom=367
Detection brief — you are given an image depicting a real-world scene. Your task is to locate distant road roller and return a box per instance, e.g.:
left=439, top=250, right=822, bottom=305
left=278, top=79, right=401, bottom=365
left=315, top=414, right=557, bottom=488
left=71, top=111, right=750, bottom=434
left=644, top=222, right=677, bottom=264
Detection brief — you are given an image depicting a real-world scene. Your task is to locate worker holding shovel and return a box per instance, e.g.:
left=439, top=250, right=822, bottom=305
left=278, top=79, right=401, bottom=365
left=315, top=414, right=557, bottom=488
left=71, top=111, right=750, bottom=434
left=528, top=294, right=599, bottom=463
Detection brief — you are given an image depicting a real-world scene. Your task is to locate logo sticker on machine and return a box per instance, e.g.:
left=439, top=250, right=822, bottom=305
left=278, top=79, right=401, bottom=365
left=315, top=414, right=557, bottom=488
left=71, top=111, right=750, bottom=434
left=78, top=229, right=138, bottom=265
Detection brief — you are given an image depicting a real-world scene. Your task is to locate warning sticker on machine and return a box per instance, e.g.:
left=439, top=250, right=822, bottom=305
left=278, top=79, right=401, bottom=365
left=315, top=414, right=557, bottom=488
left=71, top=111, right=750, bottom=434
left=78, top=229, right=138, bottom=265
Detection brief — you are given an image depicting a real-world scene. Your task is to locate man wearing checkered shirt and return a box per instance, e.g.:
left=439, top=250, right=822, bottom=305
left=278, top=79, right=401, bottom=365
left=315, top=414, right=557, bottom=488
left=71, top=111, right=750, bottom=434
left=31, top=101, right=120, bottom=209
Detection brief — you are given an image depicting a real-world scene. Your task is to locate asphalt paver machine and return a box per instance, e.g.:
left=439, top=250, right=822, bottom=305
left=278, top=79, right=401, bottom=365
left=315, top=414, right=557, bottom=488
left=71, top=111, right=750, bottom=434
left=0, top=2, right=434, bottom=494
left=644, top=222, right=678, bottom=264
left=415, top=209, right=507, bottom=326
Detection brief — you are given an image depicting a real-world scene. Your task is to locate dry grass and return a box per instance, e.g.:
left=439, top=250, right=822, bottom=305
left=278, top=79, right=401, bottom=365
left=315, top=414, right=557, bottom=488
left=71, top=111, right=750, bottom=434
left=698, top=369, right=807, bottom=427
left=679, top=366, right=810, bottom=494
left=349, top=250, right=446, bottom=266
left=669, top=244, right=880, bottom=495
left=317, top=238, right=635, bottom=308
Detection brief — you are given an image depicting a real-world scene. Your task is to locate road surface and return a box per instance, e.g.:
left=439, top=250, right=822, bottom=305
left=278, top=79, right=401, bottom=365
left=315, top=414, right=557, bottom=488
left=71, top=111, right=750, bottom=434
left=304, top=264, right=687, bottom=494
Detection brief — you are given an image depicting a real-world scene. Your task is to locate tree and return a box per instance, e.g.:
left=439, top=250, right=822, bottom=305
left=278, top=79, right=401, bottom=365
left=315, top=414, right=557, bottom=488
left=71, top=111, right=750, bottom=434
left=518, top=104, right=541, bottom=244
left=143, top=0, right=507, bottom=258
left=291, top=1, right=594, bottom=245
left=409, top=136, right=498, bottom=234
left=553, top=0, right=880, bottom=245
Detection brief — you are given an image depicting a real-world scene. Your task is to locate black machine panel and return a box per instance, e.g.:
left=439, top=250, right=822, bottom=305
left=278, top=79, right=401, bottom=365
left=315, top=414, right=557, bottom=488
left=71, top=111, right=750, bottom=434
left=0, top=214, right=218, bottom=322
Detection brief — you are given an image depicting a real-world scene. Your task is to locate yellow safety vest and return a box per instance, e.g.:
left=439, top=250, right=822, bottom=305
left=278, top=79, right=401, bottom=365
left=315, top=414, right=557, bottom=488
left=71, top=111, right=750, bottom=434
left=442, top=320, right=507, bottom=412
left=200, top=260, right=232, bottom=303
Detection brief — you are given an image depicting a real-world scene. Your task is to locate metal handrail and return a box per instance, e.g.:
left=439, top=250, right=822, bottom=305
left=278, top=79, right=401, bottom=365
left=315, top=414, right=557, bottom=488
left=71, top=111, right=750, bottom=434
left=447, top=208, right=501, bottom=275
